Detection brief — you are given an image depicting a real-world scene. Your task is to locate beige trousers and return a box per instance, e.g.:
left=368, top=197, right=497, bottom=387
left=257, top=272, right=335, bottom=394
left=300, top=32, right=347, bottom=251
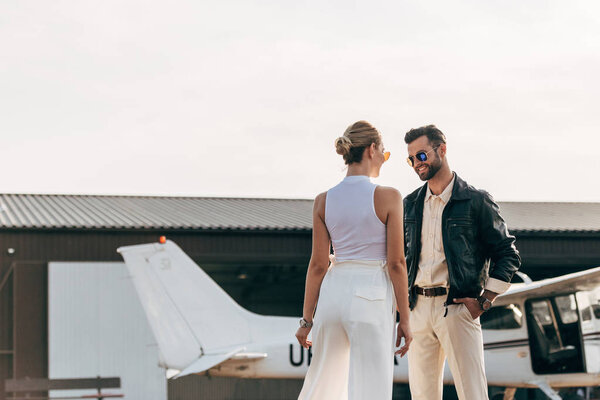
left=408, top=295, right=488, bottom=400
left=298, top=260, right=396, bottom=400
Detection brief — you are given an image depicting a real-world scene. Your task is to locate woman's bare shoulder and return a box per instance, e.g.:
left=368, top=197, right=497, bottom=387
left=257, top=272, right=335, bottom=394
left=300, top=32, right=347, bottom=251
left=314, top=191, right=327, bottom=204
left=375, top=185, right=402, bottom=200
left=313, top=191, right=328, bottom=213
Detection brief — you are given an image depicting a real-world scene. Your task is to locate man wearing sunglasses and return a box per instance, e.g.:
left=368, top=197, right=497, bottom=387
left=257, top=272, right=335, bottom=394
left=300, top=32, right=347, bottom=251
left=402, top=125, right=520, bottom=400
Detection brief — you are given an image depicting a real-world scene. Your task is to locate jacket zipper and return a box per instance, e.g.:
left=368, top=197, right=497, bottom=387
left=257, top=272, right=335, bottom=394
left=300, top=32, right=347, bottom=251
left=441, top=199, right=453, bottom=317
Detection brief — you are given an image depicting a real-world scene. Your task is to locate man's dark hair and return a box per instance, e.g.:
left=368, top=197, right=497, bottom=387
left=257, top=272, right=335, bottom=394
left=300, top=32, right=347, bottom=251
left=404, top=125, right=447, bottom=146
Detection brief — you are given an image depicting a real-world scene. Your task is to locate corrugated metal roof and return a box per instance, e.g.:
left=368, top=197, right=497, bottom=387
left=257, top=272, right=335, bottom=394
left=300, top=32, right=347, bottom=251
left=0, top=194, right=313, bottom=231
left=495, top=202, right=600, bottom=233
left=0, top=194, right=598, bottom=232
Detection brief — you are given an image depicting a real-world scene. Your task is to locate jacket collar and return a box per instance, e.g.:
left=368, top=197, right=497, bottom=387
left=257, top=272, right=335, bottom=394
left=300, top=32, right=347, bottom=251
left=408, top=172, right=471, bottom=204
left=450, top=173, right=471, bottom=201
left=425, top=174, right=455, bottom=205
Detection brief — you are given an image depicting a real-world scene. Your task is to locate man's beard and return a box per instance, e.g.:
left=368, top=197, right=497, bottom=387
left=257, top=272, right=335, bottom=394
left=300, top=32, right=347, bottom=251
left=417, top=161, right=441, bottom=181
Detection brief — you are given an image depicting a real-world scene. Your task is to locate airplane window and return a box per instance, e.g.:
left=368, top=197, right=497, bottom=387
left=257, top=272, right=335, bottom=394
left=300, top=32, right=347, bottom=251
left=581, top=306, right=592, bottom=322
left=556, top=295, right=579, bottom=324
left=530, top=300, right=553, bottom=326
left=592, top=304, right=600, bottom=319
left=576, top=292, right=592, bottom=321
left=480, top=304, right=523, bottom=329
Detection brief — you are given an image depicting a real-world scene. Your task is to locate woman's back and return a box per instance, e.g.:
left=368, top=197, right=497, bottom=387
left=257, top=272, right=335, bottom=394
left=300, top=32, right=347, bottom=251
left=296, top=121, right=411, bottom=400
left=325, top=175, right=387, bottom=262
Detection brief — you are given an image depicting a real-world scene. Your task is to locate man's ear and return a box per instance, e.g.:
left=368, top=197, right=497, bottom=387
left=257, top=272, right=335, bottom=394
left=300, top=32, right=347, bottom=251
left=438, top=143, right=447, bottom=157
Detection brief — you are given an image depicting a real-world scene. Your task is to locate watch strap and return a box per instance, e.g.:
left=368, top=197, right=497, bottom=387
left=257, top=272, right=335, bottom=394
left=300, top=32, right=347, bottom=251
left=299, top=318, right=313, bottom=328
left=477, top=295, right=492, bottom=311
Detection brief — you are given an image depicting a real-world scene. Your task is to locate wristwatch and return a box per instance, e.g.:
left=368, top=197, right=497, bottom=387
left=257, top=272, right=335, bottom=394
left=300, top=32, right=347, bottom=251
left=477, top=295, right=493, bottom=311
left=299, top=318, right=313, bottom=328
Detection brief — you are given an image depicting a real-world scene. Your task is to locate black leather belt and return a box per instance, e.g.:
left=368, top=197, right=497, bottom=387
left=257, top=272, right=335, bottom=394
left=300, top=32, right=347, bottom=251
left=415, top=286, right=447, bottom=297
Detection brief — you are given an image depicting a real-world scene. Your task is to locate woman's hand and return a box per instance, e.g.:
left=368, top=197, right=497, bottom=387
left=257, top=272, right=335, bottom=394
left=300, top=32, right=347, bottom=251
left=395, top=321, right=412, bottom=357
left=295, top=326, right=313, bottom=349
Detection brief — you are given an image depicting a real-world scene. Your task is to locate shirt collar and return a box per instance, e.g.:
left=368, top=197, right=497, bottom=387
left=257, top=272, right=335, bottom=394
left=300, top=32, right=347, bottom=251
left=425, top=173, right=456, bottom=204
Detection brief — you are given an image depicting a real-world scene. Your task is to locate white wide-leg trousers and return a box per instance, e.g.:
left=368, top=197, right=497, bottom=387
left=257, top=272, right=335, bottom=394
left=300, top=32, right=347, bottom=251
left=298, top=259, right=396, bottom=400
left=408, top=295, right=489, bottom=400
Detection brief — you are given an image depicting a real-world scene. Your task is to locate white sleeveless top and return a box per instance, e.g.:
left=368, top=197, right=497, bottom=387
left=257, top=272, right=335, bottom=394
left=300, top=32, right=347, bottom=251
left=324, top=175, right=387, bottom=261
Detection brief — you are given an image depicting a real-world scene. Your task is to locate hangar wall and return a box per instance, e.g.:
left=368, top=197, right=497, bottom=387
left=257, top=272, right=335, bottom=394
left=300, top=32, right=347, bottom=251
left=0, top=229, right=311, bottom=400
left=1, top=228, right=600, bottom=399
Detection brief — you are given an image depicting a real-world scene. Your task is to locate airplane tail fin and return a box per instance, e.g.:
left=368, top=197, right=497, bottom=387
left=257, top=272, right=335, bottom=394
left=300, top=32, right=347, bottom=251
left=117, top=240, right=256, bottom=376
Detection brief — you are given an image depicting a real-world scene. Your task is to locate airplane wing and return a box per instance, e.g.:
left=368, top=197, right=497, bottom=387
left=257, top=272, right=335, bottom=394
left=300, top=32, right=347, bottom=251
left=174, top=347, right=267, bottom=378
left=494, top=266, right=600, bottom=306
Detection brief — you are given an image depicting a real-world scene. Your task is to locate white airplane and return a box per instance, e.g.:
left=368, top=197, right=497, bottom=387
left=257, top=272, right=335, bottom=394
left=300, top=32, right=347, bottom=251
left=117, top=240, right=600, bottom=400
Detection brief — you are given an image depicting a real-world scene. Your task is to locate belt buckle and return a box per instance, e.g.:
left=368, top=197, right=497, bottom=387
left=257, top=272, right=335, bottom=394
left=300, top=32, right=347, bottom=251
left=424, top=289, right=435, bottom=298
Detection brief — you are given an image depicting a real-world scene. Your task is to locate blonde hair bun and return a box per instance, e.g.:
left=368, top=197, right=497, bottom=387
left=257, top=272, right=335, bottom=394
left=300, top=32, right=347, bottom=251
left=335, top=136, right=353, bottom=156
left=336, top=121, right=381, bottom=165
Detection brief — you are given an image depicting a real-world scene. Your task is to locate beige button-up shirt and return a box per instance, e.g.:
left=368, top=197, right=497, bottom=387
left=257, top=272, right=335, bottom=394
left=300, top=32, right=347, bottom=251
left=415, top=174, right=511, bottom=294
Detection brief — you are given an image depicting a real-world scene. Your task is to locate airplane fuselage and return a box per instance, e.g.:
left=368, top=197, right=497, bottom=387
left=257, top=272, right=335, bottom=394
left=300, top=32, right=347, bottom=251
left=199, top=315, right=600, bottom=389
left=118, top=241, right=600, bottom=397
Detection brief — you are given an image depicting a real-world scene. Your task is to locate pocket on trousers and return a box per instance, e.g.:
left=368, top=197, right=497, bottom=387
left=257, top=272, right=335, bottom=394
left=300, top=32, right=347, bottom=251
left=348, top=286, right=387, bottom=324
left=460, top=303, right=472, bottom=318
left=460, top=303, right=481, bottom=325
left=354, top=286, right=386, bottom=301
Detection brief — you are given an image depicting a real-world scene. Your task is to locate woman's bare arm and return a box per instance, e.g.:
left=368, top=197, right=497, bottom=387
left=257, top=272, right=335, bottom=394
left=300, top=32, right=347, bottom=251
left=296, top=192, right=331, bottom=348
left=375, top=186, right=412, bottom=356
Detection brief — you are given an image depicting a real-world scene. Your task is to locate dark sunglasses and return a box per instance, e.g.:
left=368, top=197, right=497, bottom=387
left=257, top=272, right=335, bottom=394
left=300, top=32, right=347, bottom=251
left=406, top=147, right=439, bottom=167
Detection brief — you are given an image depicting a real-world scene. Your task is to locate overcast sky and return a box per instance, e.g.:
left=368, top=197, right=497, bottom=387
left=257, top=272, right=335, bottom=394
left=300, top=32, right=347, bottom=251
left=1, top=1, right=598, bottom=201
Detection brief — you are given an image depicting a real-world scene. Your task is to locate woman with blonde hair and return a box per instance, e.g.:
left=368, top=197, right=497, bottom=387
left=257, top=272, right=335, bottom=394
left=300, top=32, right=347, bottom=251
left=296, top=121, right=412, bottom=400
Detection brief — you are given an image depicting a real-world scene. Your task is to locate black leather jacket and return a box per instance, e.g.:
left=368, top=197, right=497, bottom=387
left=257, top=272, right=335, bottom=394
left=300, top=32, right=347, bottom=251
left=403, top=173, right=521, bottom=309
